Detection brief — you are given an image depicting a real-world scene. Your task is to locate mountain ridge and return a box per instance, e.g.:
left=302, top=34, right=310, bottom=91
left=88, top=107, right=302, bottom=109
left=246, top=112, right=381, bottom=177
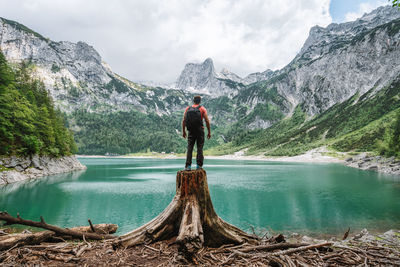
left=0, top=16, right=191, bottom=115
left=1, top=6, right=399, bottom=120
left=0, top=6, right=399, bottom=155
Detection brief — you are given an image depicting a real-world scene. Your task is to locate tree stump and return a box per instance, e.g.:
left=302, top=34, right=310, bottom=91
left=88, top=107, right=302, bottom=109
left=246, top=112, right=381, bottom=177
left=113, top=169, right=256, bottom=254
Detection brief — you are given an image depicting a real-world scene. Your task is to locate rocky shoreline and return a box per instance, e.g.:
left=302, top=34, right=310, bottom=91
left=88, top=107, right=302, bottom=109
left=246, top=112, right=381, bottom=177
left=292, top=228, right=400, bottom=248
left=344, top=153, right=400, bottom=176
left=0, top=155, right=86, bottom=186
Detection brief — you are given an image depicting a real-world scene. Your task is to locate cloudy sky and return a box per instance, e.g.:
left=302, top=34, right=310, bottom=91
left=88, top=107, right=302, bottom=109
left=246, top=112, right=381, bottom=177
left=0, top=0, right=389, bottom=83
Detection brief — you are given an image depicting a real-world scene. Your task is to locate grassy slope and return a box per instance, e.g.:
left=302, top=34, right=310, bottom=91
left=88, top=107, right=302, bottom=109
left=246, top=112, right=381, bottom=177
left=206, top=76, right=400, bottom=157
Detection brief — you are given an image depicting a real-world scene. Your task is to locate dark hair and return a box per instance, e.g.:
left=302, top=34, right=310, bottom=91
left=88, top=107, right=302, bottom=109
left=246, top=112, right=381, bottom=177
left=193, top=95, right=201, bottom=104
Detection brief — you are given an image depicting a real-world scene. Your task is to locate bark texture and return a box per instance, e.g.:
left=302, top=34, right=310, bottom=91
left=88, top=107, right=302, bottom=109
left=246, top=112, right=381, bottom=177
left=0, top=212, right=116, bottom=241
left=0, top=224, right=118, bottom=251
left=113, top=169, right=256, bottom=253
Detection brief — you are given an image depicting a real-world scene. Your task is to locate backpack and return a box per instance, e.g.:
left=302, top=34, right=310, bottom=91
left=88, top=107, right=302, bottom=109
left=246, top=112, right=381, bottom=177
left=185, top=105, right=203, bottom=132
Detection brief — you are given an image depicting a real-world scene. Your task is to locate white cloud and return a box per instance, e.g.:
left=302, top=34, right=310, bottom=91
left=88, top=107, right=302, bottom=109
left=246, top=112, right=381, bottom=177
left=0, top=0, right=332, bottom=83
left=344, top=0, right=387, bottom=22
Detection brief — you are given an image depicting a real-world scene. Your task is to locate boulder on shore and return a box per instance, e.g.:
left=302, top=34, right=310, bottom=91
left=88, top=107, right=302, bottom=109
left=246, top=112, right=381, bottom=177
left=0, top=155, right=86, bottom=185
left=344, top=154, right=400, bottom=176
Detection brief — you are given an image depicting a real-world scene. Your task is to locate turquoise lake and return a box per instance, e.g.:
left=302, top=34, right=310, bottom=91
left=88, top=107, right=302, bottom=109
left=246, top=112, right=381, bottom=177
left=1, top=158, right=399, bottom=236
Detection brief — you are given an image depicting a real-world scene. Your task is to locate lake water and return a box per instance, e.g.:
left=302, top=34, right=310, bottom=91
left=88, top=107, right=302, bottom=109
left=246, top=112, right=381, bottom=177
left=1, top=158, right=399, bottom=236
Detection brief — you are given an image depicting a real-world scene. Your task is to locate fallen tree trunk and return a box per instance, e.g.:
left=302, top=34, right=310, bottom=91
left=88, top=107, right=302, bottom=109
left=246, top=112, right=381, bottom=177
left=0, top=231, right=53, bottom=251
left=113, top=169, right=257, bottom=254
left=0, top=212, right=116, bottom=241
left=0, top=223, right=118, bottom=251
left=64, top=224, right=118, bottom=235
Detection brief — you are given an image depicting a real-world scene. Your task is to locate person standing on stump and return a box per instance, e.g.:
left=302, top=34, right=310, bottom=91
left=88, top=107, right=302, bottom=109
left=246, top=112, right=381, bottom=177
left=182, top=95, right=211, bottom=170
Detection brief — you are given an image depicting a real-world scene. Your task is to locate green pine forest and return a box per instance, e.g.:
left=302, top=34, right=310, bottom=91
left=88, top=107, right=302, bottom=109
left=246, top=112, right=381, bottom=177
left=71, top=111, right=186, bottom=155
left=0, top=51, right=76, bottom=157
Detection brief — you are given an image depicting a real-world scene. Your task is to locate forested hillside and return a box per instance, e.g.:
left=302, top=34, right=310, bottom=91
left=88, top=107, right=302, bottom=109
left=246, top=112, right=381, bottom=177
left=0, top=50, right=76, bottom=156
left=71, top=111, right=185, bottom=155
left=70, top=107, right=225, bottom=155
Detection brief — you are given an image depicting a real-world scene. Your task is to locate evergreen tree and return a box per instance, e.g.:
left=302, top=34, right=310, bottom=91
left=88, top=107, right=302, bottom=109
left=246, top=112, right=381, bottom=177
left=0, top=51, right=15, bottom=154
left=0, top=91, right=15, bottom=155
left=0, top=50, right=77, bottom=157
left=0, top=51, right=14, bottom=92
left=389, top=110, right=400, bottom=157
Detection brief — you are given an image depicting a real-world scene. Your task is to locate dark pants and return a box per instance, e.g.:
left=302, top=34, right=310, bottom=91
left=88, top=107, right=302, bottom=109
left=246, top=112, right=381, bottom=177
left=185, top=129, right=204, bottom=167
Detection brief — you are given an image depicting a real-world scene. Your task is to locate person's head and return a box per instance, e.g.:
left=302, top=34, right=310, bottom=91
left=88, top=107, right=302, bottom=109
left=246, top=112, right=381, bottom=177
left=193, top=95, right=201, bottom=104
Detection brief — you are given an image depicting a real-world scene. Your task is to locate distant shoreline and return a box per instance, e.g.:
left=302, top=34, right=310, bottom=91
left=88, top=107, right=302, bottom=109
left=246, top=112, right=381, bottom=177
left=77, top=150, right=400, bottom=176
left=76, top=148, right=343, bottom=163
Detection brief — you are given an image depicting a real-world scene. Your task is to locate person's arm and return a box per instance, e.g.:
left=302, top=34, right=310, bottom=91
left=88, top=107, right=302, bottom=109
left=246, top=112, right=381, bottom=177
left=182, top=111, right=187, bottom=139
left=204, top=113, right=211, bottom=139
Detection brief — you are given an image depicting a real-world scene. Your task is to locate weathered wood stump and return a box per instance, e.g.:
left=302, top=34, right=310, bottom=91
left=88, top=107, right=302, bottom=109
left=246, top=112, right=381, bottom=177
left=113, top=169, right=256, bottom=254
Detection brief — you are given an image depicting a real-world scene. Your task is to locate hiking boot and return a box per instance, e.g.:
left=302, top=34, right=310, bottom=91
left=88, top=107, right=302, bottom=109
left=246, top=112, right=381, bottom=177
left=184, top=165, right=191, bottom=171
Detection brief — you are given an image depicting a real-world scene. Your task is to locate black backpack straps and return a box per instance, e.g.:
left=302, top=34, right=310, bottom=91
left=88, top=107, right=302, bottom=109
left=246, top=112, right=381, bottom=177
left=185, top=105, right=190, bottom=118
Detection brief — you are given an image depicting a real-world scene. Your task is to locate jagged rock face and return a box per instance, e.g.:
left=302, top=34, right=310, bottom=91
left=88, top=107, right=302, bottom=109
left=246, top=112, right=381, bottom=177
left=176, top=58, right=215, bottom=92
left=175, top=58, right=274, bottom=95
left=300, top=6, right=400, bottom=56
left=0, top=18, right=108, bottom=111
left=217, top=68, right=243, bottom=83
left=0, top=17, right=189, bottom=114
left=175, top=58, right=244, bottom=97
left=175, top=7, right=400, bottom=121
left=240, top=5, right=400, bottom=117
left=242, top=69, right=274, bottom=85
left=290, top=20, right=399, bottom=116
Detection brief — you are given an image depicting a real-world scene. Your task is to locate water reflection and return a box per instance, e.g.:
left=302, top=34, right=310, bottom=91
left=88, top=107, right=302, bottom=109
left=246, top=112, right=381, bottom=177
left=0, top=158, right=399, bottom=235
left=0, top=169, right=86, bottom=194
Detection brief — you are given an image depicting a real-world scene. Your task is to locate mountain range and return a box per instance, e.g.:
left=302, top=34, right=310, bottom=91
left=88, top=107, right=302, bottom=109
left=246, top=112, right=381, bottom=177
left=0, top=5, right=399, bottom=155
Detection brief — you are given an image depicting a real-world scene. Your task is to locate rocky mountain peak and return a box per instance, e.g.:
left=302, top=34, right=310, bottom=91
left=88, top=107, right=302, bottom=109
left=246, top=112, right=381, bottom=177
left=243, top=69, right=274, bottom=85
left=74, top=41, right=102, bottom=62
left=203, top=57, right=214, bottom=67
left=0, top=18, right=145, bottom=113
left=177, top=58, right=214, bottom=91
left=259, top=4, right=400, bottom=117
left=176, top=58, right=243, bottom=96
left=179, top=58, right=215, bottom=81
left=0, top=17, right=47, bottom=41
left=218, top=68, right=243, bottom=83
left=300, top=5, right=400, bottom=55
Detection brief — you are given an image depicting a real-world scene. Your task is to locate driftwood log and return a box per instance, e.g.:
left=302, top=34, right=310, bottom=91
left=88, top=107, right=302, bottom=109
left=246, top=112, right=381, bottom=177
left=0, top=212, right=117, bottom=241
left=0, top=231, right=53, bottom=251
left=0, top=223, right=118, bottom=251
left=113, top=169, right=257, bottom=254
